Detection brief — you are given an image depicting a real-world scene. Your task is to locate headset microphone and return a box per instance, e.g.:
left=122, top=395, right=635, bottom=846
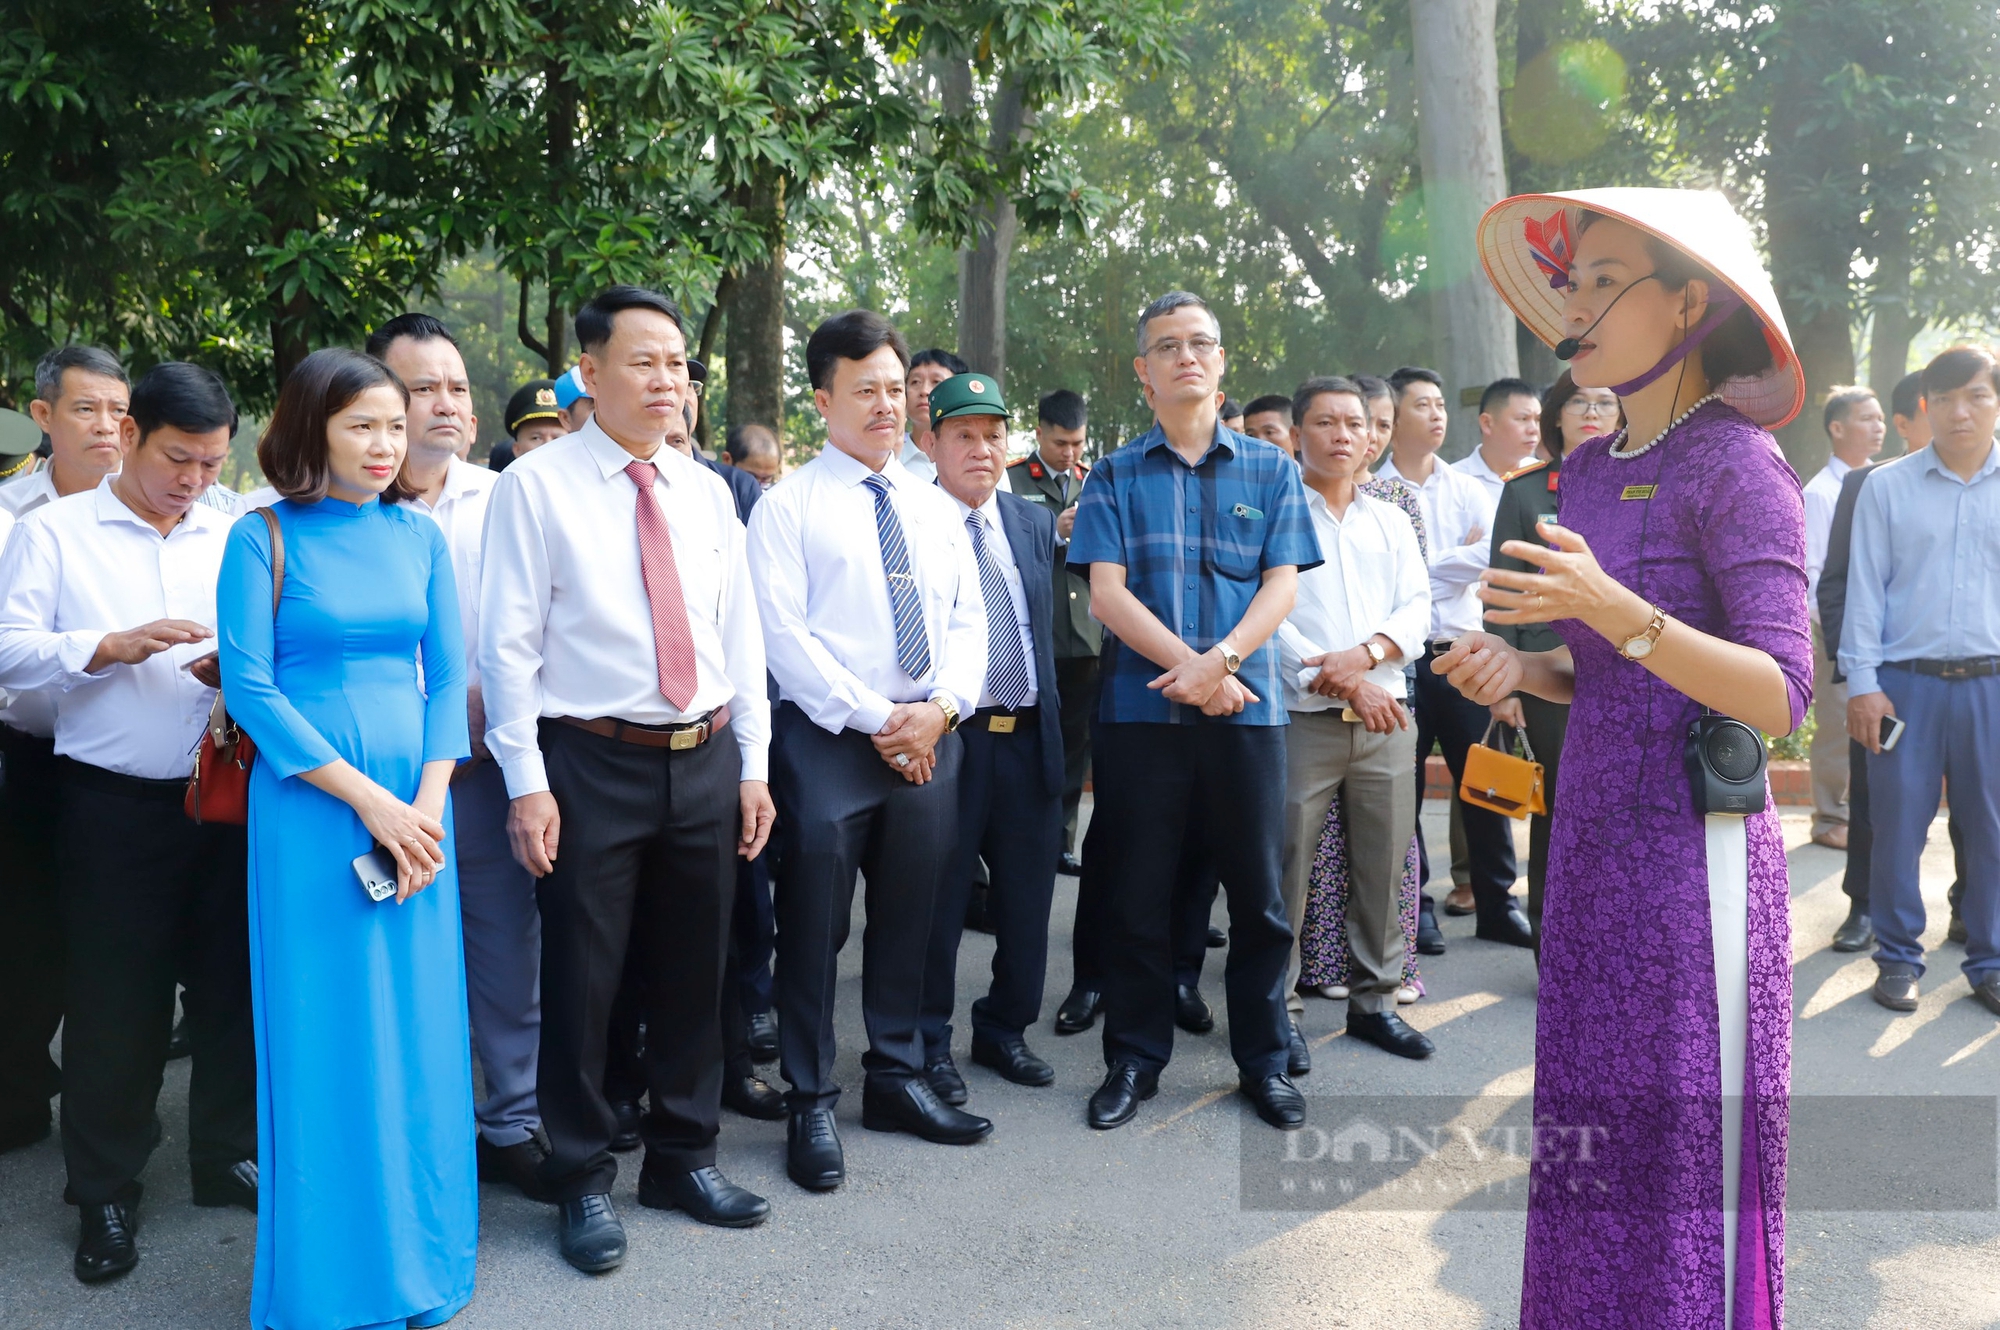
left=1554, top=273, right=1659, bottom=360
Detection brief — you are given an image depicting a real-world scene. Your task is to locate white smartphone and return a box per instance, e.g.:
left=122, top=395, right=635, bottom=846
left=352, top=847, right=399, bottom=903
left=1879, top=714, right=1906, bottom=753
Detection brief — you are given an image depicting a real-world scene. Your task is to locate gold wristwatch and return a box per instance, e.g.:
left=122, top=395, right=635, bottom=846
left=1619, top=605, right=1667, bottom=661
left=929, top=692, right=961, bottom=732
left=1364, top=639, right=1388, bottom=666
left=1216, top=640, right=1242, bottom=674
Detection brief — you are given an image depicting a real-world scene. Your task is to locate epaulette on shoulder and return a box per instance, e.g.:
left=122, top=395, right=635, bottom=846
left=1501, top=459, right=1550, bottom=482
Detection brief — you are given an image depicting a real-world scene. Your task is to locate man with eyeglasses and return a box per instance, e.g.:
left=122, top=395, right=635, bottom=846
left=1065, top=291, right=1321, bottom=1134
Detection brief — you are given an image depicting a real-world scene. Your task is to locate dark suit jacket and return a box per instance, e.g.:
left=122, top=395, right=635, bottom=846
left=1006, top=454, right=1102, bottom=658
left=1817, top=462, right=1877, bottom=684
left=699, top=452, right=761, bottom=524
left=995, top=489, right=1066, bottom=798
left=1488, top=457, right=1565, bottom=655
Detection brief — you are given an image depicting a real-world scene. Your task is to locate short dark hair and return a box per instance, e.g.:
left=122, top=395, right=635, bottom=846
left=1890, top=371, right=1924, bottom=421
left=1349, top=373, right=1393, bottom=405
left=1919, top=344, right=2000, bottom=400
left=1244, top=393, right=1291, bottom=420
left=1037, top=389, right=1087, bottom=431
left=1538, top=371, right=1622, bottom=461
left=258, top=348, right=416, bottom=505
left=1134, top=290, right=1217, bottom=355
left=1480, top=377, right=1540, bottom=415
left=909, top=348, right=969, bottom=377
left=129, top=362, right=237, bottom=445
left=1821, top=386, right=1878, bottom=435
left=574, top=286, right=686, bottom=356
left=35, top=344, right=126, bottom=403
left=1387, top=366, right=1444, bottom=403
left=1290, top=375, right=1365, bottom=427
left=1574, top=210, right=1775, bottom=384
left=1219, top=397, right=1245, bottom=421
left=363, top=312, right=457, bottom=361
left=805, top=310, right=909, bottom=391
left=724, top=422, right=779, bottom=462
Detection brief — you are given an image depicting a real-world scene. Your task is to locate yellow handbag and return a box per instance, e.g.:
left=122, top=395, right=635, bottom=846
left=1459, top=719, right=1547, bottom=820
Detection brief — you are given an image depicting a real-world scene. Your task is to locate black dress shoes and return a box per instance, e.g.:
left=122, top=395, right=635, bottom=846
left=1086, top=1061, right=1159, bottom=1130
left=1872, top=969, right=1920, bottom=1012
left=637, top=1164, right=770, bottom=1228
left=1474, top=905, right=1536, bottom=949
left=556, top=1193, right=626, bottom=1273
left=1347, top=1010, right=1435, bottom=1060
left=924, top=1052, right=970, bottom=1107
left=1053, top=987, right=1102, bottom=1035
left=74, top=1201, right=139, bottom=1283
left=191, top=1158, right=259, bottom=1213
left=1971, top=974, right=2000, bottom=1018
left=1057, top=852, right=1084, bottom=876
left=1206, top=925, right=1226, bottom=948
left=1415, top=898, right=1447, bottom=955
left=1948, top=911, right=1969, bottom=945
left=1240, top=1073, right=1307, bottom=1130
left=786, top=1109, right=845, bottom=1191
left=1174, top=984, right=1214, bottom=1034
left=746, top=1011, right=779, bottom=1063
left=971, top=1032, right=1054, bottom=1086
left=1286, top=1019, right=1312, bottom=1077
left=476, top=1132, right=551, bottom=1202
left=1831, top=904, right=1875, bottom=953
left=608, top=1097, right=642, bottom=1152
left=862, top=1079, right=993, bottom=1145
left=722, top=1069, right=788, bottom=1121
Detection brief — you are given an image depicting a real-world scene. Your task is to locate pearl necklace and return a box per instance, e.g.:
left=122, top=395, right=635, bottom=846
left=1607, top=392, right=1721, bottom=460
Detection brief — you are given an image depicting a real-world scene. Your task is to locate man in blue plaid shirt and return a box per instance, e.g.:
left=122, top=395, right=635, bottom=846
left=1065, top=291, right=1322, bottom=1134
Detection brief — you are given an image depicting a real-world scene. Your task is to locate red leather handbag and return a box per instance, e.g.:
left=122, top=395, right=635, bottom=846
left=185, top=509, right=283, bottom=825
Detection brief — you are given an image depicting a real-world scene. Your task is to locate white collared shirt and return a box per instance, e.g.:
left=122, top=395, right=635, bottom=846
left=1276, top=487, right=1430, bottom=711
left=898, top=435, right=938, bottom=483
left=747, top=444, right=987, bottom=735
left=405, top=455, right=494, bottom=684
left=0, top=466, right=59, bottom=518
left=1451, top=448, right=1537, bottom=506
left=1379, top=452, right=1496, bottom=639
left=0, top=477, right=230, bottom=778
left=478, top=419, right=771, bottom=796
left=1802, top=454, right=1854, bottom=618
left=944, top=488, right=1038, bottom=707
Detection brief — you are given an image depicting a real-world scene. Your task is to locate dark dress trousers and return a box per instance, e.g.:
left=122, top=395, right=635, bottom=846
left=0, top=723, right=63, bottom=1144
left=921, top=493, right=1066, bottom=1054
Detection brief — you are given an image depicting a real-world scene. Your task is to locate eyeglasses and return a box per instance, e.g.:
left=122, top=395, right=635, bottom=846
left=687, top=380, right=705, bottom=399
left=1144, top=335, right=1222, bottom=360
left=1563, top=398, right=1619, bottom=417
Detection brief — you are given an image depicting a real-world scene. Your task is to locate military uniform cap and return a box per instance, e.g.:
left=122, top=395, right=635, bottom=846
left=929, top=373, right=1009, bottom=429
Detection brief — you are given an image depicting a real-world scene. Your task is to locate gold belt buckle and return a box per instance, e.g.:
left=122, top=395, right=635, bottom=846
left=987, top=714, right=1017, bottom=733
left=669, top=724, right=703, bottom=750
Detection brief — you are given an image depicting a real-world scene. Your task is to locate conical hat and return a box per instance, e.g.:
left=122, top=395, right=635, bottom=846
left=1477, top=188, right=1803, bottom=430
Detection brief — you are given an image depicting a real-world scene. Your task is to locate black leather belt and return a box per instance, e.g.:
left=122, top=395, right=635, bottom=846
left=1886, top=657, right=2000, bottom=681
left=981, top=705, right=1039, bottom=733
left=57, top=755, right=190, bottom=802
left=554, top=704, right=731, bottom=750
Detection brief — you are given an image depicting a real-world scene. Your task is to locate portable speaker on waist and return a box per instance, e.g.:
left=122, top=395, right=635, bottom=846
left=1685, top=713, right=1767, bottom=816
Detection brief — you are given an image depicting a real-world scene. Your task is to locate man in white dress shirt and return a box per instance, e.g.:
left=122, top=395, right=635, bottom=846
left=364, top=313, right=553, bottom=1199
left=1453, top=377, right=1542, bottom=504
left=481, top=286, right=776, bottom=1270
left=0, top=363, right=256, bottom=1283
left=746, top=311, right=993, bottom=1195
left=1803, top=386, right=1885, bottom=851
left=1375, top=366, right=1530, bottom=950
left=896, top=347, right=966, bottom=482
left=0, top=345, right=130, bottom=518
left=1276, top=378, right=1432, bottom=1060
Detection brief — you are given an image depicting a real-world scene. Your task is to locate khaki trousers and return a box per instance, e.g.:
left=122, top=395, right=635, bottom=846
left=1281, top=710, right=1417, bottom=1016
left=1810, top=621, right=1850, bottom=836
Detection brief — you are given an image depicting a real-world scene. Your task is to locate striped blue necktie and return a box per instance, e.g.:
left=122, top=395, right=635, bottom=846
left=968, top=510, right=1032, bottom=711
left=863, top=472, right=933, bottom=681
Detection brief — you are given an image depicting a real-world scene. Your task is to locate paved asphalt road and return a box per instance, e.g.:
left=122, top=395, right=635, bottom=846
left=2, top=802, right=1995, bottom=1328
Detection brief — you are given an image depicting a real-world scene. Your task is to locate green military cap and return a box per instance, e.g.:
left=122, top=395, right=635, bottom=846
left=928, top=372, right=1009, bottom=429
left=505, top=379, right=562, bottom=437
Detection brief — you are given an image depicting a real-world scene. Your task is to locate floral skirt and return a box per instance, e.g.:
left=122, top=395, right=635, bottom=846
left=1297, top=795, right=1423, bottom=989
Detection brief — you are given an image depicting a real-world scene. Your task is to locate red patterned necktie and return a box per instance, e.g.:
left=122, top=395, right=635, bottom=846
left=623, top=459, right=700, bottom=710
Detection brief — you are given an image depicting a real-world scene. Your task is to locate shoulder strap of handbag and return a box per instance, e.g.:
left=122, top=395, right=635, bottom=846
left=256, top=506, right=284, bottom=613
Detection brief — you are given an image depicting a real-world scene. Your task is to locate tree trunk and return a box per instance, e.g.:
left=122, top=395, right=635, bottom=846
left=957, top=76, right=1028, bottom=389
left=693, top=272, right=733, bottom=452
left=725, top=173, right=787, bottom=443
left=541, top=55, right=576, bottom=376
left=1866, top=216, right=1918, bottom=452
left=1408, top=0, right=1518, bottom=458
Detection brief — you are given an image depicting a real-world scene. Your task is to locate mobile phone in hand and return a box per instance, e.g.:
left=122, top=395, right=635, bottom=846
left=352, top=847, right=398, bottom=902
left=1879, top=714, right=1906, bottom=753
